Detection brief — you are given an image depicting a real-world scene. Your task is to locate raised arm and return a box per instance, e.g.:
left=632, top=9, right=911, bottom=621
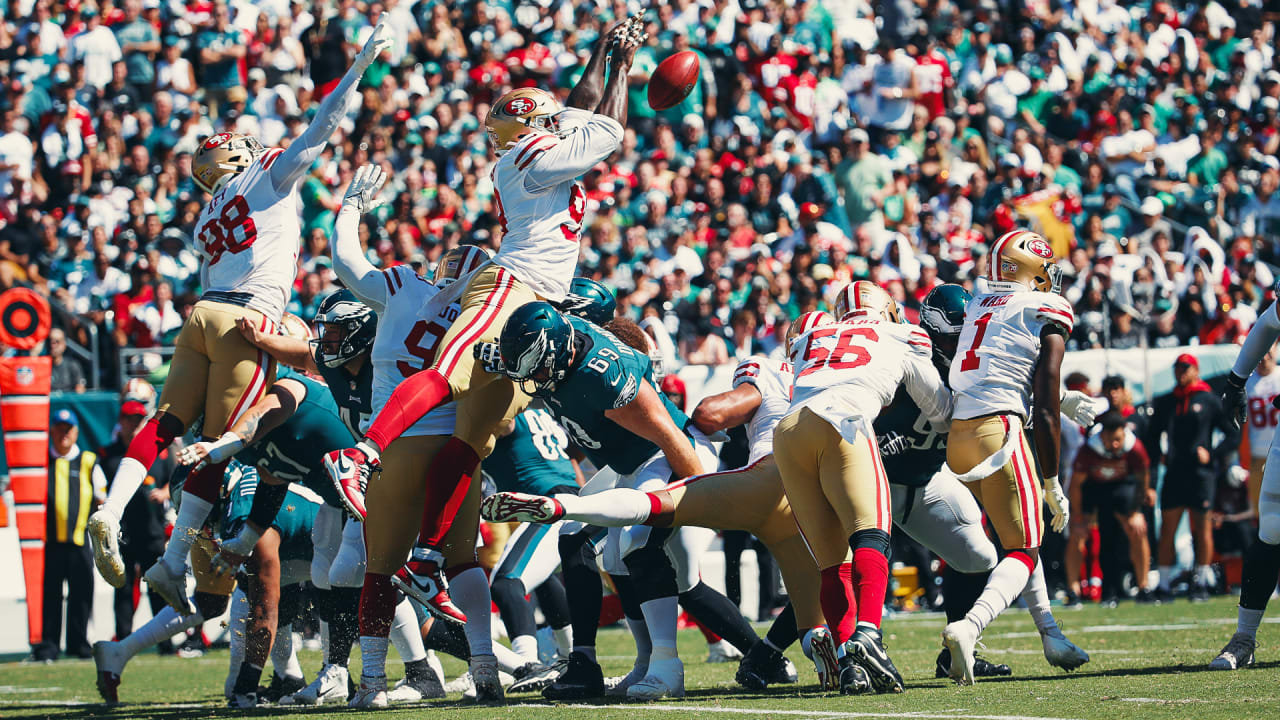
left=565, top=19, right=630, bottom=110
left=594, top=26, right=642, bottom=129
left=606, top=382, right=704, bottom=478
left=269, top=17, right=392, bottom=192
left=332, top=164, right=390, bottom=311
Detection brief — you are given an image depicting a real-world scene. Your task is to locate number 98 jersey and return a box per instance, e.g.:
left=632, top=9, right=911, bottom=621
left=196, top=148, right=300, bottom=323
left=949, top=290, right=1074, bottom=421
left=368, top=265, right=460, bottom=437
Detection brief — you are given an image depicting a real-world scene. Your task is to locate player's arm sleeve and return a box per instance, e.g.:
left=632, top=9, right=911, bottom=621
left=1035, top=295, right=1075, bottom=336
left=902, top=334, right=953, bottom=431
left=1232, top=301, right=1280, bottom=378
left=269, top=63, right=366, bottom=192
left=92, top=464, right=108, bottom=503
left=521, top=115, right=624, bottom=192
left=331, top=205, right=387, bottom=312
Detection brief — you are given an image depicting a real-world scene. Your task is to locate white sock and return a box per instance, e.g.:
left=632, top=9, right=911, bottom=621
left=553, top=626, right=573, bottom=656
left=102, top=458, right=149, bottom=520
left=558, top=490, right=653, bottom=526
left=229, top=588, right=248, bottom=673
left=491, top=641, right=526, bottom=673
left=626, top=616, right=652, bottom=667
left=1019, top=560, right=1058, bottom=634
left=271, top=623, right=302, bottom=679
left=390, top=598, right=427, bottom=663
left=358, top=636, right=389, bottom=679
left=427, top=650, right=445, bottom=684
left=1196, top=564, right=1214, bottom=585
left=1238, top=606, right=1265, bottom=638
left=511, top=635, right=538, bottom=663
left=318, top=620, right=330, bottom=660
left=449, top=567, right=494, bottom=656
left=119, top=605, right=203, bottom=662
left=639, top=596, right=679, bottom=654
left=161, top=495, right=214, bottom=573
left=1158, top=564, right=1174, bottom=591
left=965, top=555, right=1033, bottom=633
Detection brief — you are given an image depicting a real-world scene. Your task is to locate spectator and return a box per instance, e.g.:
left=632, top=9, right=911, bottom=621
left=114, top=0, right=160, bottom=97
left=67, top=6, right=122, bottom=91
left=32, top=409, right=105, bottom=661
left=48, top=328, right=87, bottom=393
left=198, top=2, right=247, bottom=113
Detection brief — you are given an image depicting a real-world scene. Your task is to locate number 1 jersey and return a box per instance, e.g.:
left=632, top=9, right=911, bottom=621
left=949, top=290, right=1074, bottom=421
left=196, top=148, right=300, bottom=322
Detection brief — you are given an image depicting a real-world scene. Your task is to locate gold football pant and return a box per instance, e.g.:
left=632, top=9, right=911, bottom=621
left=947, top=415, right=1044, bottom=550
left=657, top=455, right=824, bottom=630
left=158, top=300, right=277, bottom=439
left=773, top=408, right=890, bottom=571
left=192, top=534, right=236, bottom=597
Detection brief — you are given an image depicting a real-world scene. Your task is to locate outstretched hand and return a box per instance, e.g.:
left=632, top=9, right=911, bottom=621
left=356, top=13, right=394, bottom=70
left=344, top=164, right=388, bottom=214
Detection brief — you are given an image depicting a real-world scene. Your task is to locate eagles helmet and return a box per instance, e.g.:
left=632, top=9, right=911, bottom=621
left=918, top=283, right=972, bottom=371
left=557, top=277, right=616, bottom=325
left=499, top=302, right=575, bottom=398
left=312, top=289, right=377, bottom=368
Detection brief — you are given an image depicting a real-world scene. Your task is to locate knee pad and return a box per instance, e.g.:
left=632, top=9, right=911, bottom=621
left=665, top=526, right=713, bottom=594
left=622, top=543, right=678, bottom=604
left=849, top=528, right=891, bottom=557
left=330, top=523, right=367, bottom=588
left=1260, top=512, right=1280, bottom=546
left=311, top=507, right=344, bottom=589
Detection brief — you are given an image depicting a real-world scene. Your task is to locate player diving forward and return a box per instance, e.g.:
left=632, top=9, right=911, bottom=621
left=323, top=20, right=646, bottom=583
left=88, top=18, right=395, bottom=613
left=941, top=230, right=1077, bottom=685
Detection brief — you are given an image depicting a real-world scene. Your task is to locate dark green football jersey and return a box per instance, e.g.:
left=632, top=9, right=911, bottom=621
left=486, top=408, right=577, bottom=496
left=314, top=356, right=373, bottom=440
left=220, top=460, right=318, bottom=565
left=874, top=386, right=948, bottom=488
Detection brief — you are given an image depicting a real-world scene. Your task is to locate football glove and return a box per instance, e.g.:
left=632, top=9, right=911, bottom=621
left=474, top=341, right=506, bottom=375
left=343, top=164, right=387, bottom=214
left=1044, top=475, right=1069, bottom=534
left=176, top=432, right=244, bottom=471
left=354, top=13, right=394, bottom=71
left=1221, top=372, right=1248, bottom=432
left=1060, top=390, right=1106, bottom=427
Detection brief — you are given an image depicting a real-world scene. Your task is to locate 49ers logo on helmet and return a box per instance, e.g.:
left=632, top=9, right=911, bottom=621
left=505, top=97, right=537, bottom=115
left=203, top=132, right=233, bottom=150
left=1027, top=237, right=1053, bottom=259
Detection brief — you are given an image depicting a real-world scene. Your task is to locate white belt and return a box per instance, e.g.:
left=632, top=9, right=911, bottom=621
left=944, top=415, right=1022, bottom=483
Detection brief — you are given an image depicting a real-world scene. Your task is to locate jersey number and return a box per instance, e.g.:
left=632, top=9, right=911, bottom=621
left=796, top=327, right=878, bottom=377
left=398, top=320, right=448, bottom=377
left=492, top=183, right=586, bottom=244
left=526, top=410, right=570, bottom=461
left=1249, top=396, right=1280, bottom=429
left=197, top=195, right=257, bottom=264
left=959, top=312, right=993, bottom=373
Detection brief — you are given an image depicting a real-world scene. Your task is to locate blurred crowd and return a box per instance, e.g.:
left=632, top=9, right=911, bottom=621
left=2, top=0, right=1280, bottom=390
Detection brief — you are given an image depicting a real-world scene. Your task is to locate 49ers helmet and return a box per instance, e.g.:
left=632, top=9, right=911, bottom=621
left=833, top=281, right=901, bottom=323
left=279, top=312, right=313, bottom=341
left=193, top=132, right=265, bottom=194
left=433, top=245, right=493, bottom=287
left=989, top=230, right=1062, bottom=293
left=486, top=88, right=565, bottom=154
left=785, top=311, right=835, bottom=353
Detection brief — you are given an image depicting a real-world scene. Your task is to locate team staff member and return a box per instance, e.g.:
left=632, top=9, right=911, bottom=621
left=33, top=409, right=106, bottom=661
left=1152, top=353, right=1239, bottom=601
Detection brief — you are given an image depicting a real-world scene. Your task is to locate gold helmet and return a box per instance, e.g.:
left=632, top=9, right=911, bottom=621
left=989, top=229, right=1061, bottom=293
left=786, top=311, right=835, bottom=353
left=433, top=245, right=493, bottom=287
left=193, top=132, right=264, bottom=194
left=121, top=377, right=157, bottom=415
left=280, top=312, right=313, bottom=341
left=833, top=280, right=901, bottom=323
left=486, top=88, right=564, bottom=154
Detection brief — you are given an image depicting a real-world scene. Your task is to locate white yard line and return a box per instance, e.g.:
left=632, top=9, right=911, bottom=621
left=0, top=686, right=61, bottom=694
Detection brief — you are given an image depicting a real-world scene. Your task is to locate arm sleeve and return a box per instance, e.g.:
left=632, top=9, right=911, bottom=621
left=521, top=116, right=624, bottom=192
left=1035, top=295, right=1075, bottom=335
left=731, top=358, right=762, bottom=388
left=1232, top=301, right=1280, bottom=378
left=331, top=206, right=387, bottom=312
left=903, top=345, right=953, bottom=432
left=269, top=62, right=366, bottom=192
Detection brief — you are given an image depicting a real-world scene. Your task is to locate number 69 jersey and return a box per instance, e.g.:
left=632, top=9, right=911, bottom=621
left=788, top=318, right=951, bottom=433
left=196, top=147, right=300, bottom=323
left=949, top=290, right=1074, bottom=421
left=368, top=265, right=461, bottom=437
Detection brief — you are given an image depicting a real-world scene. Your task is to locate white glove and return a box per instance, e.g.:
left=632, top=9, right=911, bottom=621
left=211, top=526, right=261, bottom=577
left=343, top=164, right=387, bottom=214
left=1044, top=475, right=1069, bottom=534
left=474, top=341, right=506, bottom=375
left=1228, top=464, right=1249, bottom=489
left=176, top=432, right=244, bottom=470
left=354, top=13, right=393, bottom=70
left=1060, top=390, right=1105, bottom=427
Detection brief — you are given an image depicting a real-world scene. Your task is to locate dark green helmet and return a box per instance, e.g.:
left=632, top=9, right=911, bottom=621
left=499, top=302, right=575, bottom=398
left=557, top=277, right=616, bottom=325
left=312, top=289, right=377, bottom=368
left=918, top=283, right=972, bottom=371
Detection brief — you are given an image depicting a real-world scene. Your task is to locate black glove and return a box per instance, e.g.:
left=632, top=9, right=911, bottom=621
left=878, top=430, right=909, bottom=457
left=1222, top=372, right=1247, bottom=432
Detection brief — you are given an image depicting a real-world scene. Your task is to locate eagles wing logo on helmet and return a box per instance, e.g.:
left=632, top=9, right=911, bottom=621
left=505, top=97, right=536, bottom=115
left=1027, top=237, right=1054, bottom=259
left=514, top=329, right=551, bottom=379
left=919, top=304, right=958, bottom=335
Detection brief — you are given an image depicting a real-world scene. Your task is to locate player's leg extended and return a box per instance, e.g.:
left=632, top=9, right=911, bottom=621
left=1213, top=440, right=1280, bottom=669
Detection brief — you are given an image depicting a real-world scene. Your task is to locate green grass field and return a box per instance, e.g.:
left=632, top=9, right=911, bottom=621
left=1, top=595, right=1277, bottom=720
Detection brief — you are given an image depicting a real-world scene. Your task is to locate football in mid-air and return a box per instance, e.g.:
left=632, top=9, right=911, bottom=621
left=648, top=51, right=700, bottom=111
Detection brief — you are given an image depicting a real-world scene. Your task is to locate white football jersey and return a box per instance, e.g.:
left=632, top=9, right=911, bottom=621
left=367, top=265, right=459, bottom=438
left=788, top=318, right=951, bottom=433
left=196, top=148, right=301, bottom=322
left=490, top=109, right=623, bottom=302
left=1246, top=370, right=1280, bottom=456
left=949, top=290, right=1075, bottom=420
left=731, top=356, right=793, bottom=463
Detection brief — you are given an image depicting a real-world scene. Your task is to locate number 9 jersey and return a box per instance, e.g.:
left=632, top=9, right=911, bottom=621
left=948, top=290, right=1074, bottom=421
left=196, top=148, right=301, bottom=323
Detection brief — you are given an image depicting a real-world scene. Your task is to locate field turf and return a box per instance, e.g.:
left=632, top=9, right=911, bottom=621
left=1, top=595, right=1277, bottom=720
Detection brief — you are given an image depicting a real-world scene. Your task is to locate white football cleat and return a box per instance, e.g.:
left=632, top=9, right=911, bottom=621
left=280, top=663, right=349, bottom=705
left=1210, top=632, right=1257, bottom=670
left=387, top=668, right=445, bottom=702
left=942, top=619, right=979, bottom=686
left=143, top=561, right=195, bottom=616
left=444, top=672, right=474, bottom=697
left=626, top=657, right=685, bottom=700
left=706, top=639, right=743, bottom=663
left=88, top=512, right=126, bottom=588
left=349, top=674, right=388, bottom=708
left=1041, top=627, right=1090, bottom=671
left=93, top=640, right=126, bottom=704
left=605, top=661, right=649, bottom=697
left=480, top=491, right=564, bottom=524
left=804, top=627, right=841, bottom=691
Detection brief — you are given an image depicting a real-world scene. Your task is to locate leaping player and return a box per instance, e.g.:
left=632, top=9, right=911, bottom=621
left=87, top=16, right=395, bottom=614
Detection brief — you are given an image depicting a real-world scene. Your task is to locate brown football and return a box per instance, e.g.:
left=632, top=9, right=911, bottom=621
left=648, top=51, right=700, bottom=111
